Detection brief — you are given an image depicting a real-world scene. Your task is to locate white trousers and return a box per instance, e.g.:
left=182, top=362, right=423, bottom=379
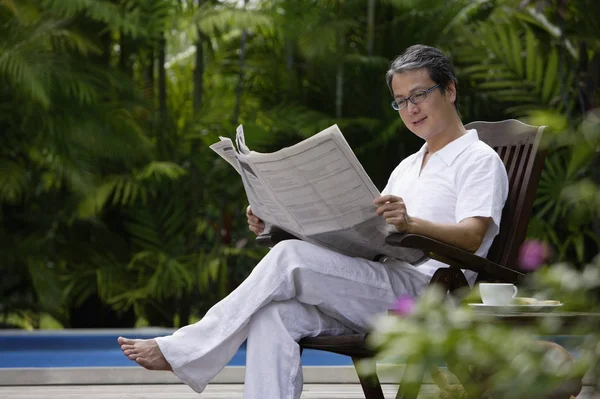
left=155, top=240, right=429, bottom=398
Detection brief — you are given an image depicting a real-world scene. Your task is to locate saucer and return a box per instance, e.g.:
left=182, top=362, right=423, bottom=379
left=468, top=303, right=563, bottom=313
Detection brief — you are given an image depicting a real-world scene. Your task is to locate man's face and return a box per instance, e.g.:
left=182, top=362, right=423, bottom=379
left=390, top=68, right=457, bottom=141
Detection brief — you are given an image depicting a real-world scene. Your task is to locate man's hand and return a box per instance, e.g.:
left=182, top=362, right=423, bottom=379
left=374, top=195, right=414, bottom=233
left=246, top=205, right=265, bottom=236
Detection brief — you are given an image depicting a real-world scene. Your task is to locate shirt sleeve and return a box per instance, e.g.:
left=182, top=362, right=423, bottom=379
left=454, top=153, right=508, bottom=237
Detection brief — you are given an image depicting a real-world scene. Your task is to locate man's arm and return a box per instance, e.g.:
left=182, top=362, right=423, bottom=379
left=374, top=195, right=490, bottom=253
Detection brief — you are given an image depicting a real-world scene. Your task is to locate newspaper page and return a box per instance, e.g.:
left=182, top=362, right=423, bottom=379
left=210, top=124, right=427, bottom=265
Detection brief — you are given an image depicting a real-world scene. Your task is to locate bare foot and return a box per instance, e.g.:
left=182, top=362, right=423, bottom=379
left=117, top=337, right=172, bottom=371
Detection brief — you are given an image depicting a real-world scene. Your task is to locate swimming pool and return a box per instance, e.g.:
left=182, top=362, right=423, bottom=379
left=0, top=330, right=586, bottom=387
left=0, top=329, right=361, bottom=386
left=0, top=329, right=352, bottom=368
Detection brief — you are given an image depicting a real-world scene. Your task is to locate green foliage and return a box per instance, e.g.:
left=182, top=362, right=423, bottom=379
left=0, top=0, right=254, bottom=328
left=0, top=159, right=28, bottom=204
left=448, top=0, right=600, bottom=264
left=365, top=272, right=599, bottom=397
left=39, top=0, right=156, bottom=37
left=195, top=2, right=273, bottom=37
left=76, top=161, right=186, bottom=218
left=456, top=22, right=574, bottom=116
left=524, top=111, right=600, bottom=263
left=1, top=0, right=598, bottom=332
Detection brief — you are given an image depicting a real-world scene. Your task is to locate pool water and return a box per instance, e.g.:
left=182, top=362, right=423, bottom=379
left=0, top=332, right=583, bottom=369
left=0, top=333, right=352, bottom=368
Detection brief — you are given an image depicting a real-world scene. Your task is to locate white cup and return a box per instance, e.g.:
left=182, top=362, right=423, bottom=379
left=479, top=283, right=518, bottom=306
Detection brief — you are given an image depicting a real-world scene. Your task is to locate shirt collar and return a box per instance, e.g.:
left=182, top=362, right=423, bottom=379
left=417, top=129, right=479, bottom=166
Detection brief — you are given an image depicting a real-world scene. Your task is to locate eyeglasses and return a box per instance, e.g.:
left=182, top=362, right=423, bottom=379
left=391, top=84, right=441, bottom=111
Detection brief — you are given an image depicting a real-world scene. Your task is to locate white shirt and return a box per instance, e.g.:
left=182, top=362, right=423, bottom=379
left=381, top=129, right=509, bottom=283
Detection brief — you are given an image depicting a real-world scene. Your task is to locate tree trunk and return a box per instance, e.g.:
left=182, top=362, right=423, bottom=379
left=335, top=61, right=344, bottom=119
left=335, top=11, right=345, bottom=119
left=367, top=0, right=375, bottom=56
left=182, top=2, right=208, bottom=326
left=119, top=30, right=133, bottom=77
left=193, top=29, right=204, bottom=112
left=142, top=48, right=155, bottom=141
left=99, top=30, right=111, bottom=67
left=286, top=39, right=294, bottom=72
left=187, top=5, right=205, bottom=248
left=158, top=33, right=167, bottom=125
left=142, top=50, right=155, bottom=102
left=286, top=37, right=294, bottom=93
left=232, top=0, right=248, bottom=125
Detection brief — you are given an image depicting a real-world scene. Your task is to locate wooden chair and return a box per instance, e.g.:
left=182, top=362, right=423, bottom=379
left=257, top=119, right=547, bottom=399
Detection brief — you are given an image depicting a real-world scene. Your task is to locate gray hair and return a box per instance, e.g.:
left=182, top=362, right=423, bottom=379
left=386, top=45, right=459, bottom=113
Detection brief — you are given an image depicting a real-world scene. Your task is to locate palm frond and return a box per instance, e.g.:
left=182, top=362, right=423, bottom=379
left=512, top=6, right=577, bottom=58
left=354, top=118, right=405, bottom=155
left=0, top=40, right=51, bottom=107
left=0, top=159, right=29, bottom=204
left=260, top=104, right=338, bottom=139
left=456, top=22, right=575, bottom=117
left=135, top=161, right=187, bottom=182
left=383, top=0, right=494, bottom=45
left=77, top=179, right=120, bottom=218
left=120, top=0, right=173, bottom=39
left=343, top=54, right=389, bottom=67
left=298, top=19, right=359, bottom=61
left=1, top=0, right=40, bottom=25
left=122, top=192, right=188, bottom=252
left=133, top=252, right=194, bottom=299
left=41, top=0, right=143, bottom=36
left=27, top=259, right=66, bottom=316
left=76, top=162, right=186, bottom=219
left=195, top=3, right=273, bottom=37
left=0, top=13, right=106, bottom=107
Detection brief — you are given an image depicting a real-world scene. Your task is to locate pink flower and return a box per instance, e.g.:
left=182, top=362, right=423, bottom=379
left=519, top=240, right=552, bottom=271
left=392, top=295, right=415, bottom=316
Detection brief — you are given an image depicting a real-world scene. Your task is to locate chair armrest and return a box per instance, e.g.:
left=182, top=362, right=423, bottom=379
left=385, top=233, right=525, bottom=283
left=255, top=229, right=298, bottom=247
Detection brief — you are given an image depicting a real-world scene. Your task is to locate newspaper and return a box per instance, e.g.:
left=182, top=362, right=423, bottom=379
left=210, top=124, right=427, bottom=265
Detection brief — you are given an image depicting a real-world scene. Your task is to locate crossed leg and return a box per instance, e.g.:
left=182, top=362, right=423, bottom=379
left=118, top=240, right=429, bottom=395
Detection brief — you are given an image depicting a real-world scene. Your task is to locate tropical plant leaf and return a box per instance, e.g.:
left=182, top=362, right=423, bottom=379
left=195, top=3, right=273, bottom=37
left=41, top=0, right=144, bottom=36
left=135, top=161, right=187, bottom=182
left=0, top=159, right=28, bottom=203
left=457, top=21, right=575, bottom=117
left=27, top=259, right=66, bottom=316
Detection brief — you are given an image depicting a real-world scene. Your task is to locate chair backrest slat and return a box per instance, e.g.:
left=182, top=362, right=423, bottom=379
left=464, top=120, right=546, bottom=280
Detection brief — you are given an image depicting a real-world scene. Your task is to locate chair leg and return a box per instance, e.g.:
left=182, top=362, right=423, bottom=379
left=352, top=357, right=385, bottom=399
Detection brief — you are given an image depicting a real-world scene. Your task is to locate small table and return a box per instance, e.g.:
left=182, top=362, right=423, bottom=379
left=396, top=311, right=600, bottom=399
left=471, top=310, right=600, bottom=329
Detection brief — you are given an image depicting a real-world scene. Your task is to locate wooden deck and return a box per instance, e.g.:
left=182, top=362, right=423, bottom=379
left=0, top=384, right=598, bottom=398
left=0, top=384, right=422, bottom=398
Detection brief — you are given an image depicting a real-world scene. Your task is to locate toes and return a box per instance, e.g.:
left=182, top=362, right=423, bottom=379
left=128, top=353, right=138, bottom=360
left=121, top=344, right=135, bottom=350
left=118, top=337, right=139, bottom=345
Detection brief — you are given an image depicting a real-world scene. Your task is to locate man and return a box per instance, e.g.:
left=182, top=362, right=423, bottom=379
left=118, top=44, right=508, bottom=398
